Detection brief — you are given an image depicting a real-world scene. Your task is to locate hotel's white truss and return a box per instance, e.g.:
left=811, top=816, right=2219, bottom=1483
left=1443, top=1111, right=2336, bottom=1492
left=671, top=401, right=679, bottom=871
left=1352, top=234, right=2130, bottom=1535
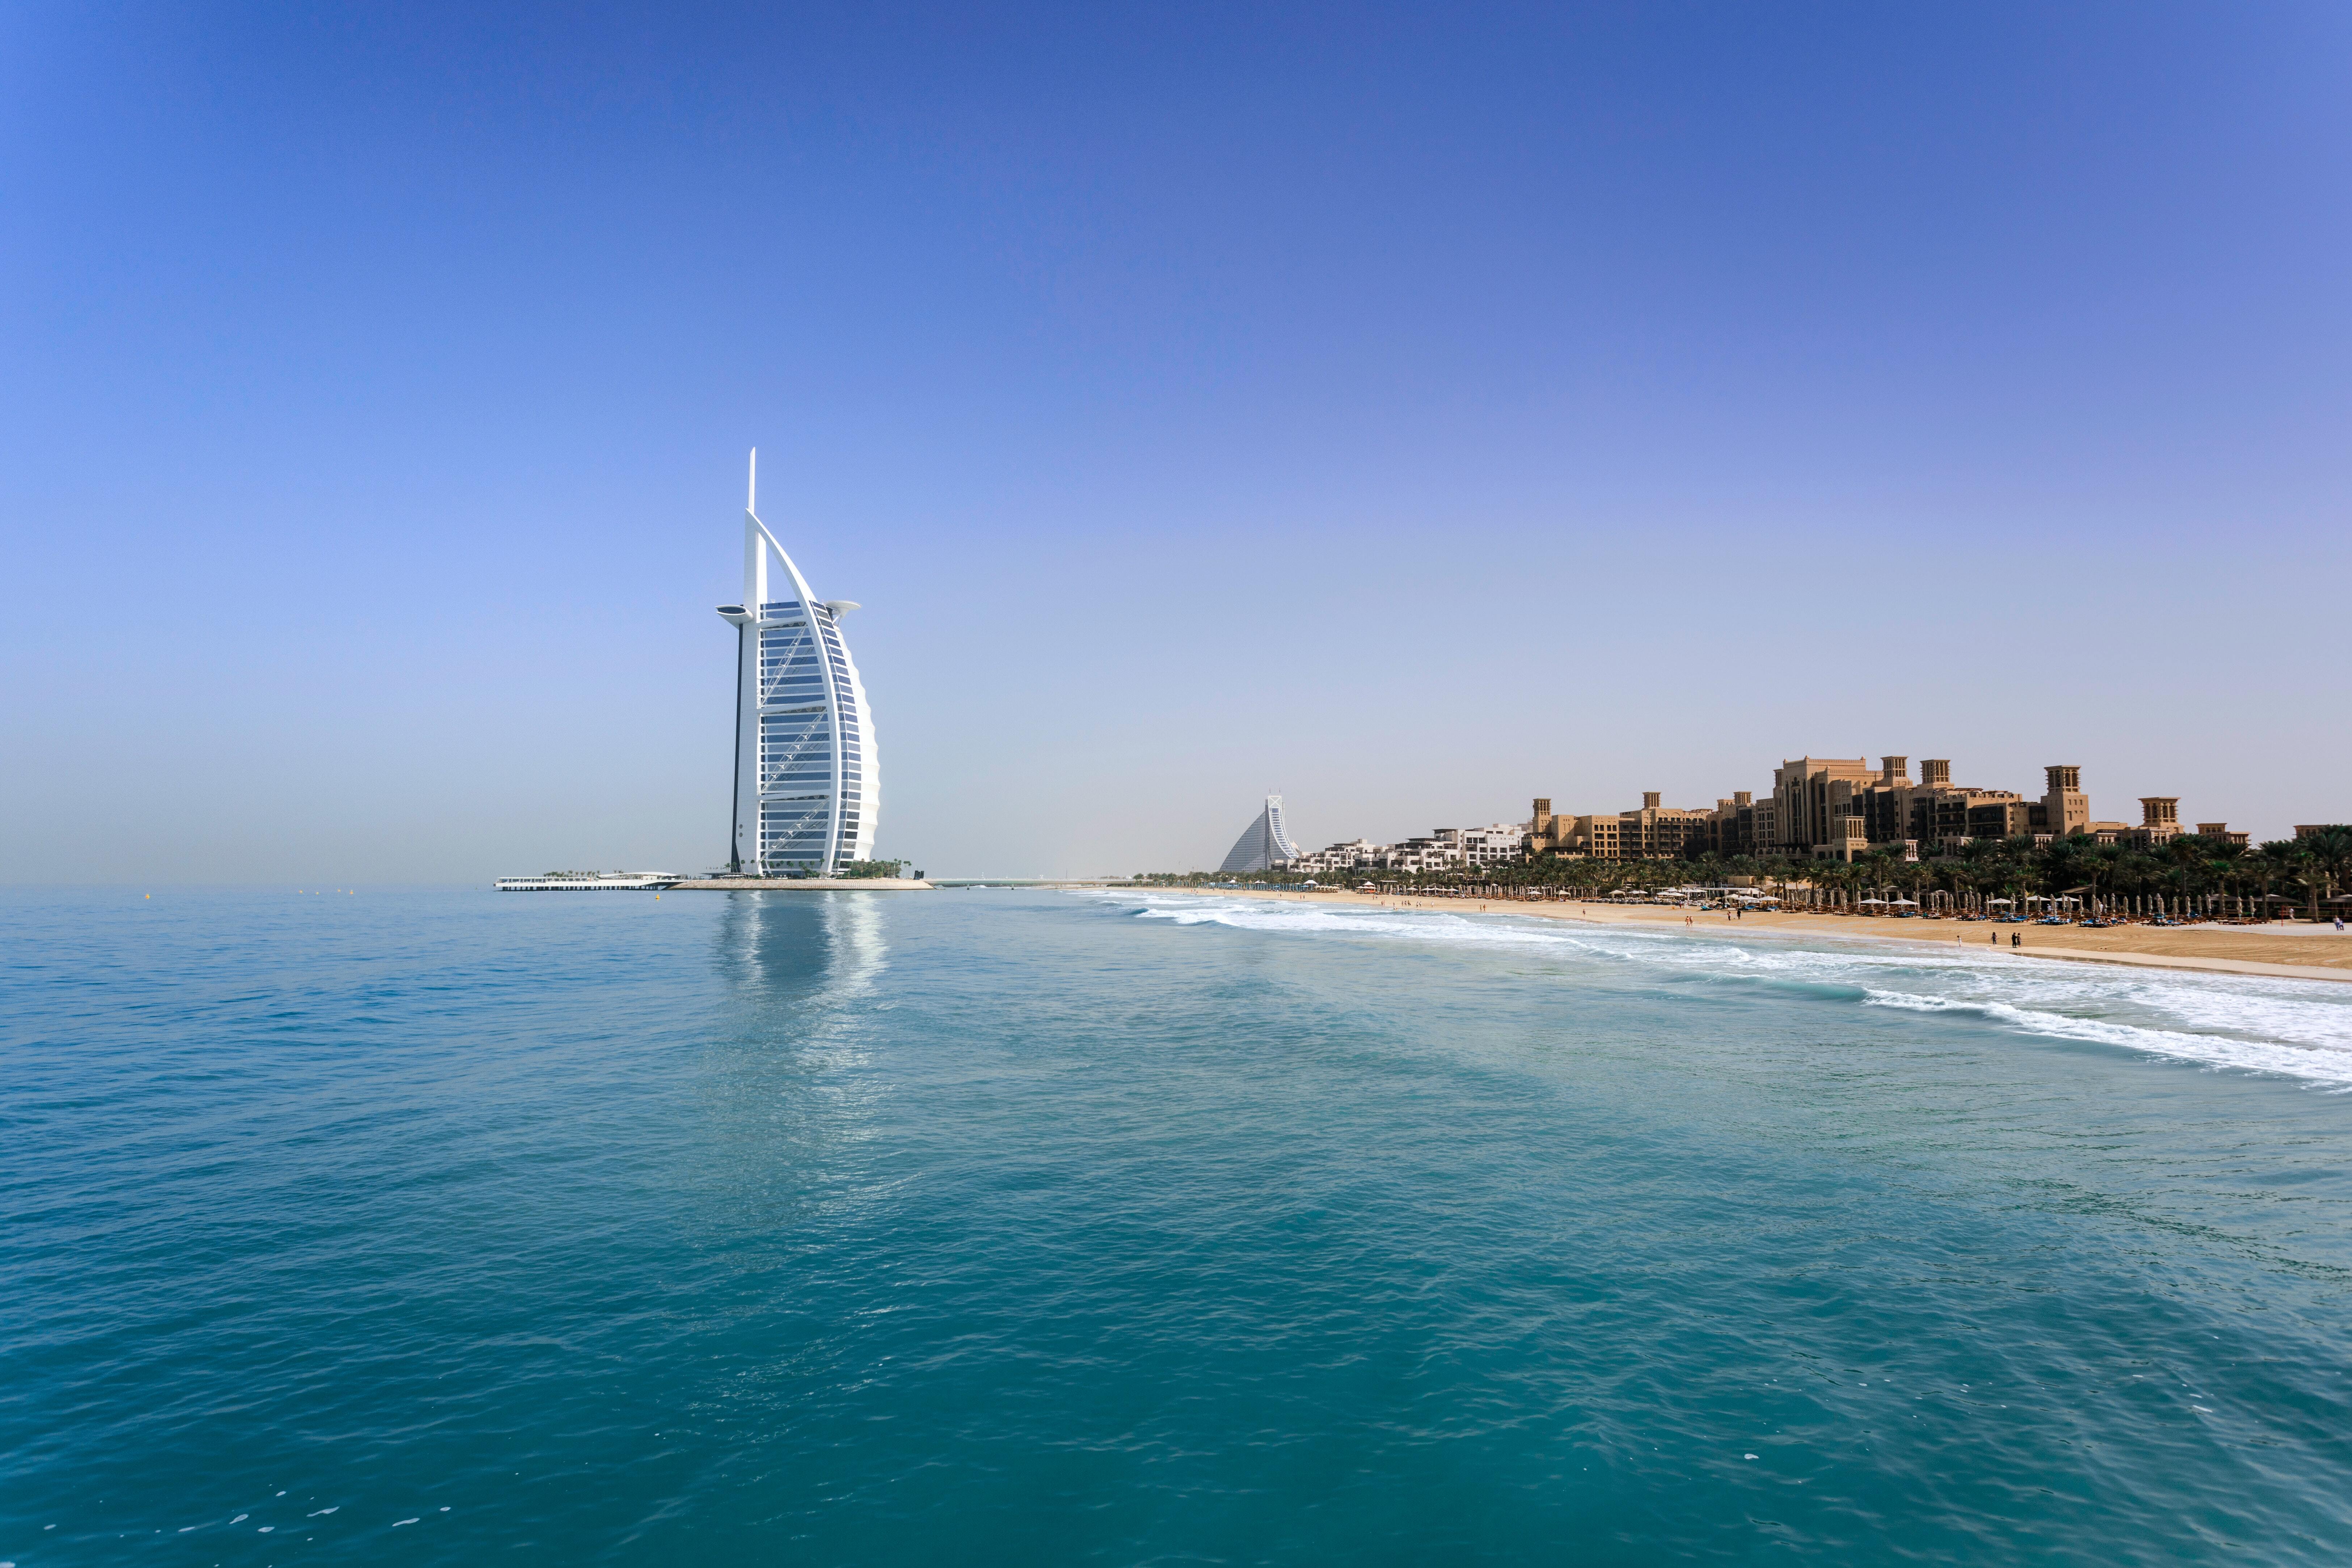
left=718, top=451, right=879, bottom=877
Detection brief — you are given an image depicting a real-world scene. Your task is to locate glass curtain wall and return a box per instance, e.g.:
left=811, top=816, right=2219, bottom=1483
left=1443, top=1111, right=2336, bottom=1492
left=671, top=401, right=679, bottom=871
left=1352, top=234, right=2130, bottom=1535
left=756, top=598, right=833, bottom=871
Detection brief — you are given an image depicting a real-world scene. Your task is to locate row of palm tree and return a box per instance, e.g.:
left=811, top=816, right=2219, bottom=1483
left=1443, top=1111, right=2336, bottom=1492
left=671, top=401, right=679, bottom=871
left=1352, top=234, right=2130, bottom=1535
left=1163, top=825, right=2352, bottom=918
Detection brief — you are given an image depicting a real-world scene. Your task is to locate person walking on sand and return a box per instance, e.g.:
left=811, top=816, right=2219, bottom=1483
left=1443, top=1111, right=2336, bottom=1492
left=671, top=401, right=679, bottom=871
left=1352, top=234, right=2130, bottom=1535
left=2011, top=931, right=2021, bottom=948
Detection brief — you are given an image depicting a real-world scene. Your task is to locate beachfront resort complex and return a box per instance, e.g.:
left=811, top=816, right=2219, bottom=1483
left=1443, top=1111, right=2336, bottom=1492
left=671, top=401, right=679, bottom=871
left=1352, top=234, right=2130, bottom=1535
left=715, top=452, right=880, bottom=878
left=1268, top=753, right=2339, bottom=880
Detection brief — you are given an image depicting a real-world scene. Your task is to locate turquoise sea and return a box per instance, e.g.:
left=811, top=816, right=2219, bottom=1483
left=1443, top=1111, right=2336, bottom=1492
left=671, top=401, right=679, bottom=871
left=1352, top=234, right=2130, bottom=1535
left=5, top=886, right=2351, bottom=1564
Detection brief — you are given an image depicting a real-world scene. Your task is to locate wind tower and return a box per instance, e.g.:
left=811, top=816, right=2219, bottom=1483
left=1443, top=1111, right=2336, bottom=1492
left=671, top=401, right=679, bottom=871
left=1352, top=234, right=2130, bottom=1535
left=714, top=451, right=879, bottom=876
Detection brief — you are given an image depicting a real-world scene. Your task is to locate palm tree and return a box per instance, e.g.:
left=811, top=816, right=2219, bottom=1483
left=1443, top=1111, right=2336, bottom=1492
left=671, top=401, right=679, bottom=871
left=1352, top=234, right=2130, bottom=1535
left=2253, top=839, right=2302, bottom=919
left=2298, top=825, right=2352, bottom=919
left=2199, top=837, right=2248, bottom=912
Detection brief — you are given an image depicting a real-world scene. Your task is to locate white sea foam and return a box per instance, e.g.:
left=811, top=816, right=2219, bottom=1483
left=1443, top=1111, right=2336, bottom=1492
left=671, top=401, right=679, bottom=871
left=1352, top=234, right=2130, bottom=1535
left=1102, top=893, right=2352, bottom=1085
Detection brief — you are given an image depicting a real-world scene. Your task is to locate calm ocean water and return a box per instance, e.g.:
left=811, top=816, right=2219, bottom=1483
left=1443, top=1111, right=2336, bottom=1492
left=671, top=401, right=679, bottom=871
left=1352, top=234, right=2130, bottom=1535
left=5, top=886, right=2351, bottom=1565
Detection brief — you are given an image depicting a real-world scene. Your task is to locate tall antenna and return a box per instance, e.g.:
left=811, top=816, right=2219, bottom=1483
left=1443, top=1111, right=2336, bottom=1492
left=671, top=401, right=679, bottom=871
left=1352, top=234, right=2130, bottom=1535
left=747, top=447, right=758, bottom=514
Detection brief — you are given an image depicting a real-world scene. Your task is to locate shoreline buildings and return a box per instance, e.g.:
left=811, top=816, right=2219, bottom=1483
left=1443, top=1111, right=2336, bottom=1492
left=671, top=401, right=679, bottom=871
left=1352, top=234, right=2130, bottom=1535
left=1287, top=821, right=1529, bottom=876
left=1533, top=760, right=2245, bottom=865
left=1276, top=756, right=2265, bottom=876
left=716, top=452, right=880, bottom=877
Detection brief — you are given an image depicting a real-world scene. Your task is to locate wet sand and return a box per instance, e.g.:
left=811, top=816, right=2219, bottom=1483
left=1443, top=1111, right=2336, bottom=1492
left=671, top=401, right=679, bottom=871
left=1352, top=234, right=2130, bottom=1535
left=1140, top=885, right=2352, bottom=983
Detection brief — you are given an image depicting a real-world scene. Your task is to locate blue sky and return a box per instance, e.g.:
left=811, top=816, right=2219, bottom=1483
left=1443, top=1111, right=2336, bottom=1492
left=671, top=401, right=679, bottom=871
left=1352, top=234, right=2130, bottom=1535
left=5, top=3, right=2348, bottom=881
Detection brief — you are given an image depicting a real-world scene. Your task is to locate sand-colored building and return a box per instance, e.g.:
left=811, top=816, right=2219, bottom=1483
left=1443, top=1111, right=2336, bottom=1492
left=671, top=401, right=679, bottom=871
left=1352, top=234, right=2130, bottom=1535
left=1703, top=791, right=1778, bottom=857
left=2133, top=797, right=2184, bottom=846
left=1770, top=756, right=2092, bottom=855
left=2083, top=798, right=2219, bottom=849
left=1771, top=756, right=1878, bottom=852
left=1527, top=792, right=1712, bottom=861
left=2042, top=766, right=2090, bottom=838
left=1906, top=760, right=2029, bottom=845
left=1522, top=759, right=2222, bottom=864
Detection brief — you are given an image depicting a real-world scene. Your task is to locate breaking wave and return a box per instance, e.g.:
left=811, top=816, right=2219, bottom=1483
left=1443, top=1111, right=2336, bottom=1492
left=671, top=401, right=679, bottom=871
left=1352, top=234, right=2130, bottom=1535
left=1099, top=893, right=2352, bottom=1087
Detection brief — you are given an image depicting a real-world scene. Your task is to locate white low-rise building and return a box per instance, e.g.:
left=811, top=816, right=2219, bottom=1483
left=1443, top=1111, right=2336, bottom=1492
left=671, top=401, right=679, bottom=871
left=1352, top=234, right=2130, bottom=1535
left=1453, top=824, right=1529, bottom=868
left=1292, top=838, right=1384, bottom=874
left=1386, top=836, right=1464, bottom=873
left=1285, top=822, right=1526, bottom=876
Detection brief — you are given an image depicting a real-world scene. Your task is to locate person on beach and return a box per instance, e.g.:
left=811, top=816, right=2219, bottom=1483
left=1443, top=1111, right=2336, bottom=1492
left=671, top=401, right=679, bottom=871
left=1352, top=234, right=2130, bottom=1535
left=2011, top=931, right=2022, bottom=948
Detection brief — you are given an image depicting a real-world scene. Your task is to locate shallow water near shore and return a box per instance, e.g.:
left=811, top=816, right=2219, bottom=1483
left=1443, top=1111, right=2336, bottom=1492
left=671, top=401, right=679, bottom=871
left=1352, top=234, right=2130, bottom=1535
left=5, top=886, right=2351, bottom=1564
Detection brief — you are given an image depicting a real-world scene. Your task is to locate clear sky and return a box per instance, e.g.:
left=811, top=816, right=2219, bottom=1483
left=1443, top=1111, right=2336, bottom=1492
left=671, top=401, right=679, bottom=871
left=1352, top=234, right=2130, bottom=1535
left=5, top=3, right=2348, bottom=882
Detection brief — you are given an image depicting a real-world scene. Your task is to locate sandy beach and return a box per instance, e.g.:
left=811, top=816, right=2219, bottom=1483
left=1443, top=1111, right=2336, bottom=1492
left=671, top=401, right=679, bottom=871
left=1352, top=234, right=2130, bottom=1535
left=1139, top=885, right=2352, bottom=983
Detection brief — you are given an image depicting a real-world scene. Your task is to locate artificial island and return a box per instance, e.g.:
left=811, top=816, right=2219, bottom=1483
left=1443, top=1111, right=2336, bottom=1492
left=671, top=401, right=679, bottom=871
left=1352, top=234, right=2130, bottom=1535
left=498, top=454, right=928, bottom=893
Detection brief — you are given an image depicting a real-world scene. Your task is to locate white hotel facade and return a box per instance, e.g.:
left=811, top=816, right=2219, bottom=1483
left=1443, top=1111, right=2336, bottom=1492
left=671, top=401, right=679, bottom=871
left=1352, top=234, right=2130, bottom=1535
left=716, top=454, right=879, bottom=876
left=1286, top=823, right=1527, bottom=876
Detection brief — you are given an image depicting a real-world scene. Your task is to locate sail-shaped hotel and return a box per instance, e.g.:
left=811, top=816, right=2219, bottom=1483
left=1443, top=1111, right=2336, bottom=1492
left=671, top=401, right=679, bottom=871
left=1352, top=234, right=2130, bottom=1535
left=715, top=453, right=878, bottom=876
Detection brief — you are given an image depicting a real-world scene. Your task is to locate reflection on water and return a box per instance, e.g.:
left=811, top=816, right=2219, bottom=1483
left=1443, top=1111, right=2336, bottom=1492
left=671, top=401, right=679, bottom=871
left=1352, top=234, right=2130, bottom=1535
left=714, top=890, right=890, bottom=1006
left=697, top=892, right=897, bottom=1241
left=822, top=894, right=888, bottom=1003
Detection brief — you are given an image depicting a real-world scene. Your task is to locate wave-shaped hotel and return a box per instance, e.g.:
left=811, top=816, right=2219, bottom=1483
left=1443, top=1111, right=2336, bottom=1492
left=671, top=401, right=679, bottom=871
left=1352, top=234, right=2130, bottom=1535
left=1219, top=794, right=1303, bottom=874
left=715, top=452, right=879, bottom=876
